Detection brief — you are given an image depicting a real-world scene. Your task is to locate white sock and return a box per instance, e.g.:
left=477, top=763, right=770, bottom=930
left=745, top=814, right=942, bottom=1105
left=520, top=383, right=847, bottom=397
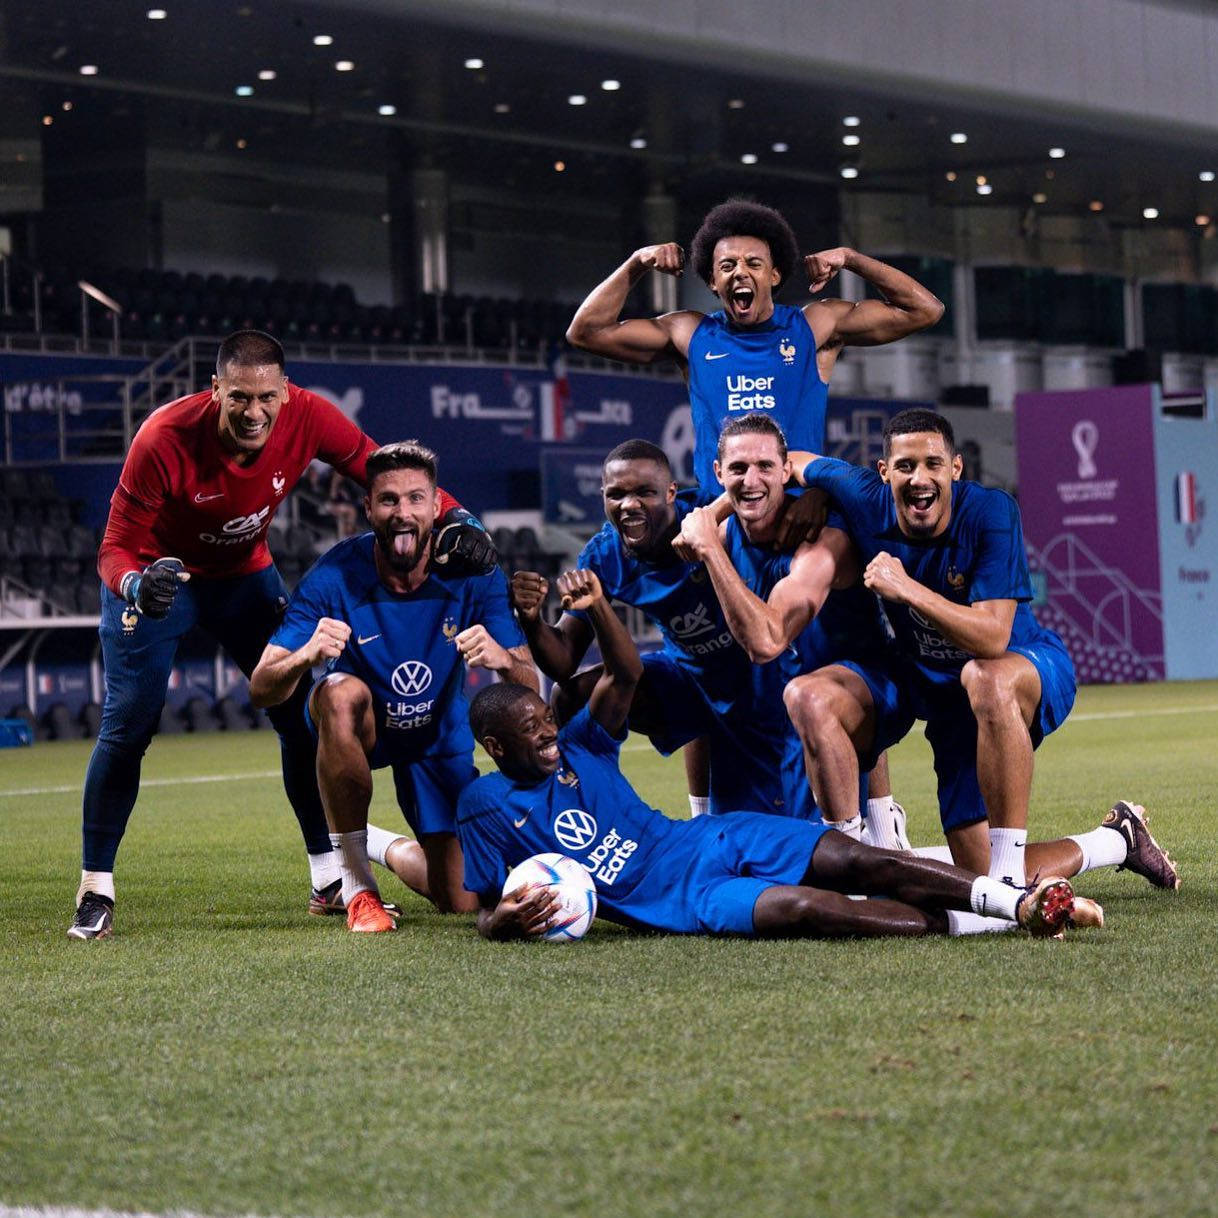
left=988, top=827, right=1026, bottom=886
left=914, top=845, right=954, bottom=863
left=969, top=875, right=1021, bottom=921
left=862, top=797, right=912, bottom=851
left=329, top=830, right=378, bottom=904
left=689, top=795, right=710, bottom=818
left=947, top=909, right=1016, bottom=936
left=77, top=870, right=115, bottom=905
left=1067, top=827, right=1129, bottom=873
left=366, top=823, right=407, bottom=867
left=307, top=849, right=342, bottom=890
left=826, top=814, right=863, bottom=841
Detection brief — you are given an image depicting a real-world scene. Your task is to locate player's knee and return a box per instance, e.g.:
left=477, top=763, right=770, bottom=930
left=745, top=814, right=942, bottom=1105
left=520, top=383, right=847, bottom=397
left=783, top=676, right=838, bottom=739
left=960, top=659, right=1016, bottom=716
left=312, top=674, right=372, bottom=730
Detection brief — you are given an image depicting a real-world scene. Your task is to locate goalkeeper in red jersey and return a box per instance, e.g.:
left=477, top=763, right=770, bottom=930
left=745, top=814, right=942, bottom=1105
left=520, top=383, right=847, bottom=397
left=68, top=329, right=495, bottom=940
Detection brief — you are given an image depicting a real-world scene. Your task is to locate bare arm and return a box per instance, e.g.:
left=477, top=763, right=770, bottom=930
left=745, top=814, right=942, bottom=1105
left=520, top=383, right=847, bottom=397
left=557, top=569, right=642, bottom=737
left=249, top=618, right=351, bottom=708
left=509, top=570, right=595, bottom=681
left=804, top=248, right=944, bottom=349
left=565, top=244, right=701, bottom=364
left=863, top=553, right=1016, bottom=658
left=674, top=507, right=856, bottom=663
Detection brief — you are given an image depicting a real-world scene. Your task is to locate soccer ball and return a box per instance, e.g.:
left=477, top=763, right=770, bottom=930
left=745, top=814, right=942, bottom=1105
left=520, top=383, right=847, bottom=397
left=503, top=852, right=598, bottom=943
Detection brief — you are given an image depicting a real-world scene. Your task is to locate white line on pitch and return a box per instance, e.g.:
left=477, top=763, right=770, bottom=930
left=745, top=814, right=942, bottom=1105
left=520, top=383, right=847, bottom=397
left=1, top=705, right=1214, bottom=799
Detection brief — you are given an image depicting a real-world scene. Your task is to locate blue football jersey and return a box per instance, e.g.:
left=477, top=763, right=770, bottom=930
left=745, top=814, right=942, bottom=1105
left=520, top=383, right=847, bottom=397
left=457, top=708, right=722, bottom=929
left=803, top=457, right=1059, bottom=684
left=271, top=533, right=525, bottom=757
left=686, top=304, right=828, bottom=499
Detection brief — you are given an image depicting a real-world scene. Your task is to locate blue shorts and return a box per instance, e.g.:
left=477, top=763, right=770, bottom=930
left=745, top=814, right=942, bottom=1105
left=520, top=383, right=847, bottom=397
left=840, top=636, right=1076, bottom=832
left=306, top=676, right=477, bottom=837
left=636, top=650, right=818, bottom=820
left=619, top=813, right=831, bottom=934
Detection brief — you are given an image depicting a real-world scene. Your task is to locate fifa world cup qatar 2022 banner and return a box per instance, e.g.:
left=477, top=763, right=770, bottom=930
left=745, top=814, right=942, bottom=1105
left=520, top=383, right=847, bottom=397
left=1015, top=384, right=1218, bottom=683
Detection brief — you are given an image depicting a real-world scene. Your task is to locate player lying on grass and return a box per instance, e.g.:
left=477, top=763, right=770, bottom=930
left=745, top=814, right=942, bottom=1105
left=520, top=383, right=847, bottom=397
left=448, top=563, right=1086, bottom=942
left=249, top=441, right=537, bottom=933
left=673, top=410, right=1178, bottom=895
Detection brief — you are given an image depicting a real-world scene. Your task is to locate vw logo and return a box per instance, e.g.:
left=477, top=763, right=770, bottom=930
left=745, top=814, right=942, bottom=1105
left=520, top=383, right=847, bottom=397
left=390, top=660, right=433, bottom=698
left=553, top=808, right=598, bottom=852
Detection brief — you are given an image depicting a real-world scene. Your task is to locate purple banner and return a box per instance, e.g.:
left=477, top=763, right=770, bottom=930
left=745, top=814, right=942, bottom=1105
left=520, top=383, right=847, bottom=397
left=1015, top=385, right=1164, bottom=681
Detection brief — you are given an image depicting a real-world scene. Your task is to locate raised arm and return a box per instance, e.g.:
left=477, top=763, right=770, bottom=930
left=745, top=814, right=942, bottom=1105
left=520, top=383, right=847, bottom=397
left=249, top=618, right=351, bottom=708
left=556, top=569, right=642, bottom=737
left=673, top=507, right=856, bottom=663
left=565, top=244, right=701, bottom=365
left=509, top=571, right=595, bottom=681
left=803, top=249, right=944, bottom=349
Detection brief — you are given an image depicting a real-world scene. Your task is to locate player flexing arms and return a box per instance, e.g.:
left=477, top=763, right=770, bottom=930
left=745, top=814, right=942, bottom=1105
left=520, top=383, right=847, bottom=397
left=69, top=331, right=493, bottom=940
left=456, top=565, right=1079, bottom=942
left=249, top=442, right=536, bottom=932
left=512, top=439, right=819, bottom=819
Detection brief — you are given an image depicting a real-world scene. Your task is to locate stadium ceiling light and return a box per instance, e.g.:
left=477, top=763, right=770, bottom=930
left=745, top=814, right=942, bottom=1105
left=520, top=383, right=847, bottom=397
left=601, top=79, right=620, bottom=91
left=313, top=34, right=333, bottom=46
left=1200, top=171, right=1216, bottom=182
left=464, top=57, right=484, bottom=69
left=568, top=94, right=587, bottom=106
left=1049, top=146, right=1066, bottom=159
left=629, top=136, right=647, bottom=149
left=1033, top=191, right=1047, bottom=203
left=335, top=60, right=355, bottom=72
left=493, top=102, right=510, bottom=113
left=842, top=115, right=860, bottom=127
left=146, top=8, right=167, bottom=18
left=235, top=85, right=253, bottom=96
left=842, top=134, right=860, bottom=146
left=258, top=69, right=276, bottom=81
left=740, top=153, right=758, bottom=164
left=950, top=132, right=967, bottom=144
left=378, top=104, right=396, bottom=116
left=771, top=141, right=788, bottom=153
left=976, top=183, right=993, bottom=195
left=727, top=98, right=745, bottom=109
left=1143, top=206, right=1159, bottom=219
left=79, top=64, right=98, bottom=75
left=840, top=165, right=859, bottom=179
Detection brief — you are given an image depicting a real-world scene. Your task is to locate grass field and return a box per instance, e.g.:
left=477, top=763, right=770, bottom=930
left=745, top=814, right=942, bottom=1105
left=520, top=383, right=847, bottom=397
left=3, top=680, right=1217, bottom=1218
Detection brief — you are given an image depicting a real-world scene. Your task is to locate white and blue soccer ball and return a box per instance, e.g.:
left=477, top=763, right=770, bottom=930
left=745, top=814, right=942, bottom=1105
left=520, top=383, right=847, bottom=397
left=503, top=852, right=597, bottom=943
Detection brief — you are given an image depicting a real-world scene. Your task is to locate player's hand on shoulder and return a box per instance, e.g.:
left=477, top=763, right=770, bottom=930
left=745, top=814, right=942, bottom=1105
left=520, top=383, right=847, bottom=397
left=493, top=882, right=561, bottom=940
left=307, top=617, right=351, bottom=662
left=863, top=551, right=912, bottom=601
left=433, top=517, right=498, bottom=575
left=633, top=243, right=685, bottom=277
left=773, top=487, right=828, bottom=552
left=454, top=623, right=508, bottom=670
left=556, top=568, right=603, bottom=612
left=805, top=247, right=851, bottom=294
left=123, top=556, right=190, bottom=619
left=510, top=570, right=549, bottom=620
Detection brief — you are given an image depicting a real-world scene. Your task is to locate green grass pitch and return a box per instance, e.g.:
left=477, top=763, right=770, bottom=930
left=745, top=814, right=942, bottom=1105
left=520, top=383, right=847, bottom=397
left=3, top=680, right=1218, bottom=1218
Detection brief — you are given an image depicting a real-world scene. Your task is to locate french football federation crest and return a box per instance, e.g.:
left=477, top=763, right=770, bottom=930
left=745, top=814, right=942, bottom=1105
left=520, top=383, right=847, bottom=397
left=442, top=617, right=459, bottom=642
left=557, top=767, right=580, bottom=788
left=272, top=471, right=286, bottom=496
left=946, top=567, right=966, bottom=590
left=121, top=608, right=139, bottom=635
left=779, top=339, right=796, bottom=365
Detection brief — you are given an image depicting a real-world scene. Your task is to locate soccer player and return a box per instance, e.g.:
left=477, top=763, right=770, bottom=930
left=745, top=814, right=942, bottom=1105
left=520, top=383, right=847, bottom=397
left=510, top=438, right=821, bottom=819
left=565, top=197, right=944, bottom=501
left=456, top=564, right=1079, bottom=942
left=68, top=331, right=495, bottom=941
left=682, top=409, right=1178, bottom=891
left=249, top=441, right=537, bottom=932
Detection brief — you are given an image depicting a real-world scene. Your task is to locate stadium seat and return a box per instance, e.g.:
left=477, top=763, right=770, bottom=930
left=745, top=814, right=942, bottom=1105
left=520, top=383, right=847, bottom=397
left=181, top=696, right=220, bottom=733
left=213, top=696, right=252, bottom=731
left=76, top=582, right=102, bottom=615
left=44, top=702, right=80, bottom=740
left=79, top=701, right=102, bottom=738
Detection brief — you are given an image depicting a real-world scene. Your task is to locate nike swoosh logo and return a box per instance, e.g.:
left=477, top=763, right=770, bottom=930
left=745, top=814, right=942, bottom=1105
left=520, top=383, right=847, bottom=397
left=78, top=913, right=109, bottom=933
left=357, top=633, right=380, bottom=645
left=194, top=492, right=224, bottom=503
left=704, top=352, right=729, bottom=360
left=513, top=814, right=530, bottom=828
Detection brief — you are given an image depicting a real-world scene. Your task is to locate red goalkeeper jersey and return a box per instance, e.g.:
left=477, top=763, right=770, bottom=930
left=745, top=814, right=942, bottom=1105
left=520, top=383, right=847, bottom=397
left=98, top=384, right=456, bottom=595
